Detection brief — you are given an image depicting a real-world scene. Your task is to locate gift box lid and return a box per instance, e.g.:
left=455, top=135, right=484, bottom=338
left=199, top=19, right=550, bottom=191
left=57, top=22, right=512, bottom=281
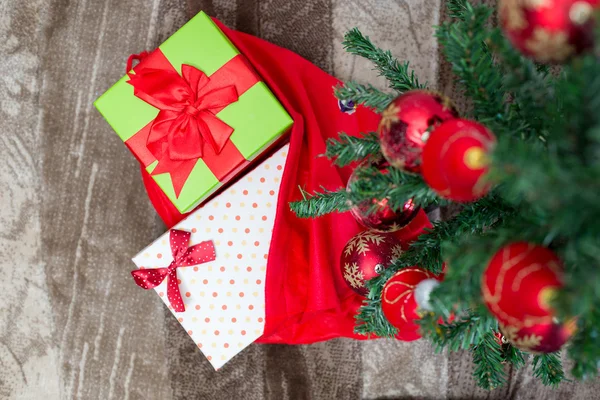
left=95, top=12, right=292, bottom=213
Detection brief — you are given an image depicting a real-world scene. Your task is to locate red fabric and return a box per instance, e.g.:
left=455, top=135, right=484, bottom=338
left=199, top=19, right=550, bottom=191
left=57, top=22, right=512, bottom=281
left=141, top=19, right=423, bottom=343
left=131, top=229, right=216, bottom=312
left=128, top=50, right=257, bottom=197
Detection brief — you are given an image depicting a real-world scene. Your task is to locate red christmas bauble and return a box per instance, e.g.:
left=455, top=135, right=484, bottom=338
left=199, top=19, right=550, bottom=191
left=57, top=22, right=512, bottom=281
left=499, top=319, right=577, bottom=353
left=347, top=161, right=421, bottom=232
left=378, top=90, right=459, bottom=173
left=422, top=119, right=496, bottom=202
left=381, top=268, right=443, bottom=340
left=340, top=231, right=404, bottom=296
left=499, top=0, right=600, bottom=63
left=482, top=242, right=574, bottom=353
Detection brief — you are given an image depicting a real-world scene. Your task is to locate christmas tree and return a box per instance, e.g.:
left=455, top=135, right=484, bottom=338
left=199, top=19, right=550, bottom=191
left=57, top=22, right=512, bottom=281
left=291, top=0, right=600, bottom=390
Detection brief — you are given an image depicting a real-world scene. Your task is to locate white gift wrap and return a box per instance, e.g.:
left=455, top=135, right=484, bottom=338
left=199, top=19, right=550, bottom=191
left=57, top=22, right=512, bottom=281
left=132, top=144, right=288, bottom=369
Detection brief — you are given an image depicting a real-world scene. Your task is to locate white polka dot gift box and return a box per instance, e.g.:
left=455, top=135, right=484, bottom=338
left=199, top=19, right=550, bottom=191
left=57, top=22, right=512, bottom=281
left=132, top=144, right=288, bottom=370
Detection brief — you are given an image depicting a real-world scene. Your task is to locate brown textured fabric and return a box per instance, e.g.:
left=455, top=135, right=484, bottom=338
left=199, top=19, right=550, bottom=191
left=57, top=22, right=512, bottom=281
left=2, top=0, right=600, bottom=399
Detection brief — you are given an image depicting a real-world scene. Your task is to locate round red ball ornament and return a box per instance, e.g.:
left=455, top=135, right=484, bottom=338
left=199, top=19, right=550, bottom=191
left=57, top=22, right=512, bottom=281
left=340, top=231, right=404, bottom=296
left=482, top=242, right=574, bottom=353
left=422, top=119, right=496, bottom=202
left=347, top=162, right=421, bottom=232
left=499, top=0, right=600, bottom=63
left=499, top=319, right=577, bottom=353
left=381, top=268, right=443, bottom=340
left=378, top=90, right=459, bottom=173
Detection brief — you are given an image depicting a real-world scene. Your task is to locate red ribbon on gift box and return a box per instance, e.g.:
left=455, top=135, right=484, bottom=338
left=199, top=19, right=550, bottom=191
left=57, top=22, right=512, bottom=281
left=125, top=50, right=260, bottom=197
left=131, top=229, right=216, bottom=312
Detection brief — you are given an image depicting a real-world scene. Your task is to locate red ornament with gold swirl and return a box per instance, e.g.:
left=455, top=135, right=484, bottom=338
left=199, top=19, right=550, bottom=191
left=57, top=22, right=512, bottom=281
left=499, top=0, right=600, bottom=63
left=381, top=267, right=444, bottom=341
left=482, top=242, right=575, bottom=353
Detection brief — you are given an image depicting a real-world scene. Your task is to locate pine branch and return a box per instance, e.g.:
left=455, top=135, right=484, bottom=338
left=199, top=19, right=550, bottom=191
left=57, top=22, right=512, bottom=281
left=391, top=193, right=516, bottom=275
left=447, top=0, right=469, bottom=19
left=354, top=298, right=399, bottom=338
left=502, top=344, right=527, bottom=370
left=325, top=132, right=381, bottom=167
left=289, top=188, right=349, bottom=218
left=549, top=54, right=600, bottom=157
left=343, top=28, right=426, bottom=93
left=420, top=311, right=498, bottom=352
left=436, top=2, right=504, bottom=125
left=487, top=29, right=554, bottom=139
left=472, top=332, right=507, bottom=390
left=347, top=164, right=443, bottom=211
left=533, top=353, right=566, bottom=387
left=568, top=308, right=600, bottom=380
left=334, top=82, right=396, bottom=113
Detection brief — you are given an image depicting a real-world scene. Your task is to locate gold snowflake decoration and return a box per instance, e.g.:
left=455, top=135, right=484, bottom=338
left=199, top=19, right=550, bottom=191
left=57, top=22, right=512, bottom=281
left=502, top=324, right=543, bottom=352
left=379, top=103, right=400, bottom=132
left=500, top=0, right=528, bottom=31
left=391, top=244, right=404, bottom=261
left=343, top=262, right=365, bottom=289
left=525, top=28, right=575, bottom=63
left=344, top=231, right=386, bottom=256
left=525, top=0, right=549, bottom=9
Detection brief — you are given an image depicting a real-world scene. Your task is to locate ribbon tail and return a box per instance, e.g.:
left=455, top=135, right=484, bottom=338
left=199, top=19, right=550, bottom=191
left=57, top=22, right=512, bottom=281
left=131, top=268, right=169, bottom=290
left=167, top=269, right=186, bottom=312
left=151, top=155, right=197, bottom=198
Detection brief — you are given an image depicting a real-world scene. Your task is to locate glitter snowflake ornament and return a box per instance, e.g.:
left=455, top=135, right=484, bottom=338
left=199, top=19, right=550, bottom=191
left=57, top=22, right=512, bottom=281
left=499, top=0, right=600, bottom=63
left=340, top=231, right=404, bottom=296
left=378, top=90, right=458, bottom=173
left=346, top=160, right=421, bottom=232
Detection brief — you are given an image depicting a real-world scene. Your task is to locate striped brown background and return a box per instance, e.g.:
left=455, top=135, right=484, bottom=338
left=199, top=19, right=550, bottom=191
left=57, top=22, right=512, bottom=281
left=1, top=0, right=599, bottom=398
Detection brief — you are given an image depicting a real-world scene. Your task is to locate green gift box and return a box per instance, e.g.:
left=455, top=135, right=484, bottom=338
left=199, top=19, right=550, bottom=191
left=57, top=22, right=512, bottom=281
left=95, top=12, right=293, bottom=213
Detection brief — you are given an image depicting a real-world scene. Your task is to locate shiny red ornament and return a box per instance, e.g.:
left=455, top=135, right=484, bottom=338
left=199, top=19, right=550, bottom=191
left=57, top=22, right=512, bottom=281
left=347, top=162, right=421, bottom=232
left=499, top=0, right=600, bottom=63
left=378, top=90, right=459, bottom=173
left=381, top=267, right=443, bottom=341
left=422, top=119, right=496, bottom=202
left=499, top=320, right=577, bottom=353
left=482, top=242, right=574, bottom=353
left=340, top=231, right=404, bottom=296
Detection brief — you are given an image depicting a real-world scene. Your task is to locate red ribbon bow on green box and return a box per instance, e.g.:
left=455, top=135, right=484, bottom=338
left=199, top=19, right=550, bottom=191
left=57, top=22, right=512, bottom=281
left=129, top=60, right=238, bottom=159
left=126, top=50, right=259, bottom=197
left=94, top=12, right=293, bottom=214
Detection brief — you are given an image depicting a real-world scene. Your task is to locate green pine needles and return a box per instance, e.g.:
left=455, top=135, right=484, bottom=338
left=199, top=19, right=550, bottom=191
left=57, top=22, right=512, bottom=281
left=290, top=0, right=600, bottom=390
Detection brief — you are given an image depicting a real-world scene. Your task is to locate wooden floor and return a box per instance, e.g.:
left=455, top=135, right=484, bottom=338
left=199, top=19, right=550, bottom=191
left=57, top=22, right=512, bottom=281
left=1, top=0, right=600, bottom=398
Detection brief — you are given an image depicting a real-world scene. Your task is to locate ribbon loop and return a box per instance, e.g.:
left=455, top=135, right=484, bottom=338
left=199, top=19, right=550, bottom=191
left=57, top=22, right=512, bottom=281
left=131, top=229, right=216, bottom=312
left=126, top=51, right=150, bottom=72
